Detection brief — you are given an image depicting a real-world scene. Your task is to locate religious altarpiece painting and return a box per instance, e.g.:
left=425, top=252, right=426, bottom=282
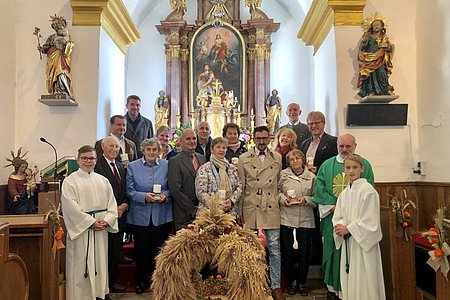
left=189, top=20, right=246, bottom=137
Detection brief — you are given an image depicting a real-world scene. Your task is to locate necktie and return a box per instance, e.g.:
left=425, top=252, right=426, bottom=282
left=192, top=154, right=199, bottom=171
left=110, top=162, right=123, bottom=194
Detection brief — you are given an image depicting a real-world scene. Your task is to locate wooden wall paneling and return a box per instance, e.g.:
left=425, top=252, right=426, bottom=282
left=0, top=185, right=8, bottom=215
left=436, top=271, right=450, bottom=300
left=380, top=207, right=416, bottom=300
left=380, top=207, right=394, bottom=300
left=417, top=185, right=440, bottom=231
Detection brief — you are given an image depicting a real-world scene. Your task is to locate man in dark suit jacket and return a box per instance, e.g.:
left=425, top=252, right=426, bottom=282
left=195, top=121, right=212, bottom=161
left=94, top=136, right=130, bottom=293
left=168, top=128, right=206, bottom=230
left=279, top=103, right=311, bottom=149
left=95, top=115, right=137, bottom=165
left=300, top=111, right=338, bottom=174
left=124, top=95, right=154, bottom=158
left=300, top=111, right=338, bottom=266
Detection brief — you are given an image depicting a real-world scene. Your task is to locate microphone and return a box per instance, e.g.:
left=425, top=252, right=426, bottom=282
left=40, top=137, right=58, bottom=183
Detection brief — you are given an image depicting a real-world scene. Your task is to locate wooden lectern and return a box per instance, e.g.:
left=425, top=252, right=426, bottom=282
left=0, top=214, right=64, bottom=300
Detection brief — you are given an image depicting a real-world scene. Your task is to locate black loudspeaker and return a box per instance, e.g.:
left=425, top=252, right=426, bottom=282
left=346, top=104, right=408, bottom=126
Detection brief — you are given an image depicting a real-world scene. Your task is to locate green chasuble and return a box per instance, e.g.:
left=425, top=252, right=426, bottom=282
left=314, top=155, right=374, bottom=292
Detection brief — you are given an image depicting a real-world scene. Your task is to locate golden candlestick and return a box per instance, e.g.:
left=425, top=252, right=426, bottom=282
left=250, top=113, right=255, bottom=133
left=236, top=110, right=241, bottom=127
left=189, top=113, right=196, bottom=130
left=176, top=115, right=181, bottom=128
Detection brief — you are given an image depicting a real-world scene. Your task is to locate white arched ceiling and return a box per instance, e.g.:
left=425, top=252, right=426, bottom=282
left=125, top=0, right=307, bottom=30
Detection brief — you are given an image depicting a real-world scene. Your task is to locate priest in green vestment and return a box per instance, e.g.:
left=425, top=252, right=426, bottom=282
left=314, top=134, right=374, bottom=299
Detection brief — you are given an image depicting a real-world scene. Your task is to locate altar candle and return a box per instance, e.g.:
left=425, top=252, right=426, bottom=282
left=238, top=104, right=241, bottom=111
left=153, top=184, right=161, bottom=194
left=251, top=108, right=254, bottom=115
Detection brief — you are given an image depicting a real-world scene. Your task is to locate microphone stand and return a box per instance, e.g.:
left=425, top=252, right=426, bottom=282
left=40, top=137, right=59, bottom=192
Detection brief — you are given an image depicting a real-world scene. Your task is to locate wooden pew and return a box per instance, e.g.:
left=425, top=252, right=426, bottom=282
left=0, top=222, right=29, bottom=300
left=0, top=214, right=63, bottom=300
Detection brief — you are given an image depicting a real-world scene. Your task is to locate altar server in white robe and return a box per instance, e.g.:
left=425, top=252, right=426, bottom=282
left=61, top=145, right=118, bottom=300
left=332, top=154, right=385, bottom=300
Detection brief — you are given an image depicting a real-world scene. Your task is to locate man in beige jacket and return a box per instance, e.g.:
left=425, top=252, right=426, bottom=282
left=237, top=125, right=285, bottom=300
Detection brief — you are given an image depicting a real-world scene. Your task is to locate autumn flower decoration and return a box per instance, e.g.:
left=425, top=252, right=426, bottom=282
left=389, top=189, right=416, bottom=241
left=169, top=123, right=191, bottom=151
left=194, top=274, right=229, bottom=299
left=45, top=202, right=65, bottom=258
left=421, top=207, right=450, bottom=278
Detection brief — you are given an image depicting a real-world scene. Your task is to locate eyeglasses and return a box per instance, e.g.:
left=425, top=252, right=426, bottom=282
left=79, top=157, right=97, bottom=162
left=307, top=121, right=323, bottom=126
left=254, top=137, right=269, bottom=142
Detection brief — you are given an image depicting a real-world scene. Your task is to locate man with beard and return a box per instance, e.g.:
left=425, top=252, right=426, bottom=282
left=237, top=126, right=285, bottom=300
left=314, top=134, right=374, bottom=300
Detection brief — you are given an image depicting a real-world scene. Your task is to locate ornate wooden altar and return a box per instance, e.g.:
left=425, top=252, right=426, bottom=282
left=156, top=0, right=279, bottom=134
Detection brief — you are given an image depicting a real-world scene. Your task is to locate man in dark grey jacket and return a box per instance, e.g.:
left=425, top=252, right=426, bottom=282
left=124, top=95, right=154, bottom=158
left=279, top=103, right=311, bottom=149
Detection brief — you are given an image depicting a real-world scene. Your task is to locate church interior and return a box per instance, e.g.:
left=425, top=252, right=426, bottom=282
left=1, top=0, right=450, bottom=299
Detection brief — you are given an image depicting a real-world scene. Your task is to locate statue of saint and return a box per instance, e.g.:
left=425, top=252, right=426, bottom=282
left=357, top=14, right=395, bottom=97
left=155, top=90, right=170, bottom=130
left=39, top=15, right=74, bottom=99
left=266, top=89, right=282, bottom=134
left=5, top=148, right=37, bottom=214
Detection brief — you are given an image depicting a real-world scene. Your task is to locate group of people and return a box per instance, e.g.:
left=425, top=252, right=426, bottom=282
left=59, top=95, right=385, bottom=300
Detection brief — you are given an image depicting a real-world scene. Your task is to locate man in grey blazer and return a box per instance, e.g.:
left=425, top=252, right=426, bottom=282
left=124, top=95, right=154, bottom=158
left=168, top=128, right=206, bottom=230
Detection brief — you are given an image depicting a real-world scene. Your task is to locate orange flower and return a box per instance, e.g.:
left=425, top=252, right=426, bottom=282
left=403, top=211, right=411, bottom=219
left=429, top=227, right=438, bottom=233
left=402, top=221, right=409, bottom=228
left=431, top=235, right=440, bottom=244
left=434, top=248, right=443, bottom=258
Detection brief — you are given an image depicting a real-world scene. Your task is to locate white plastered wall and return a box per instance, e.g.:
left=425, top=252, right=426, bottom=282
left=0, top=0, right=121, bottom=184
left=312, top=0, right=420, bottom=182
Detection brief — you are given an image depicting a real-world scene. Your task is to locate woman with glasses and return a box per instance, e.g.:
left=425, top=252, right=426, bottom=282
left=126, top=138, right=172, bottom=294
left=278, top=149, right=316, bottom=296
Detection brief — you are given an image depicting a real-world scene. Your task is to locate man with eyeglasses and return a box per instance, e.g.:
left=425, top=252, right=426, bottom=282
left=300, top=111, right=338, bottom=270
left=279, top=103, right=311, bottom=149
left=300, top=111, right=338, bottom=174
left=237, top=126, right=285, bottom=300
left=61, top=145, right=118, bottom=300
